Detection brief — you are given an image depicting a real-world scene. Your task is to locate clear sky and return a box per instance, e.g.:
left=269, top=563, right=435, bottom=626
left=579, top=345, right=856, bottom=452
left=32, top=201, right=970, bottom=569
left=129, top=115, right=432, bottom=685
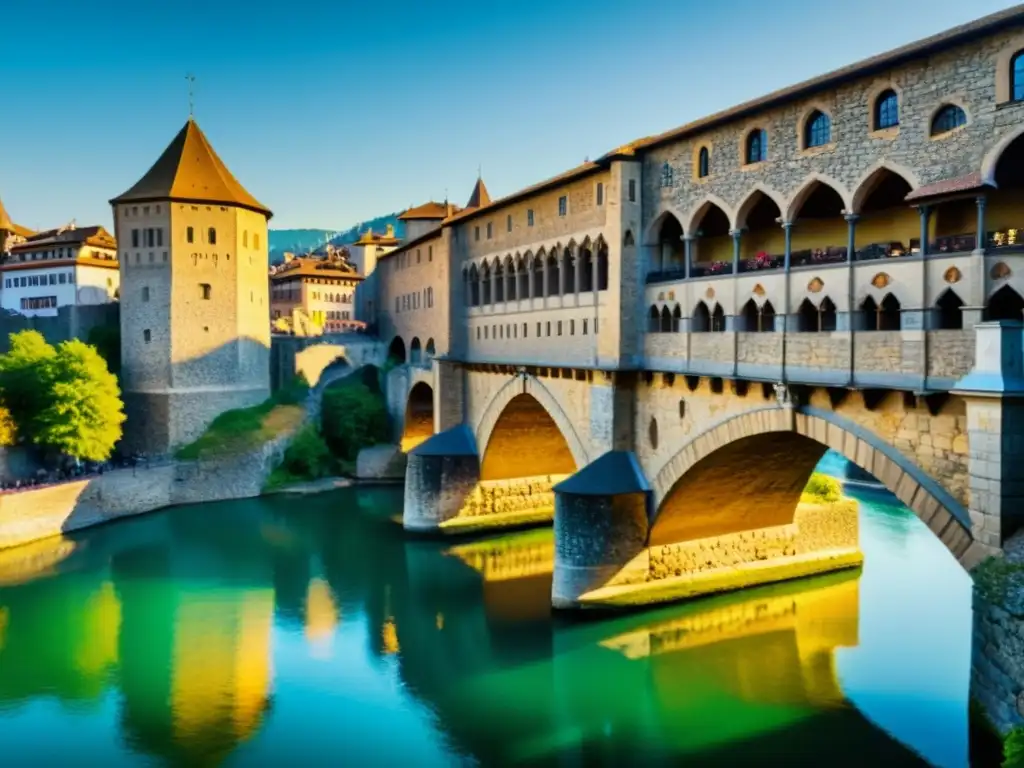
left=0, top=0, right=1017, bottom=231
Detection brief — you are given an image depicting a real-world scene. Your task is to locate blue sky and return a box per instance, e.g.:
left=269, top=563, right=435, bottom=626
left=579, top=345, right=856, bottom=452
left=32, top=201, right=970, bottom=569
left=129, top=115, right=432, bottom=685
left=0, top=0, right=1017, bottom=231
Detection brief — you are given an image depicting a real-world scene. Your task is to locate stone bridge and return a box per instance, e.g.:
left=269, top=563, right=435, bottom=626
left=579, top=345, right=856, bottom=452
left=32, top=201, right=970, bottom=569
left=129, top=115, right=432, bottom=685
left=392, top=321, right=1024, bottom=613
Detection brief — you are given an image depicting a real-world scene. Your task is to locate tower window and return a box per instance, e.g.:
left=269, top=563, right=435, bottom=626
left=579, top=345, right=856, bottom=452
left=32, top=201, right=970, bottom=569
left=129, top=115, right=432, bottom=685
left=142, top=286, right=150, bottom=302
left=254, top=233, right=260, bottom=249
left=527, top=209, right=535, bottom=227
left=628, top=179, right=636, bottom=202
left=143, top=329, right=151, bottom=344
left=131, top=229, right=139, bottom=248
left=507, top=214, right=513, bottom=232
left=596, top=182, right=604, bottom=206
left=200, top=283, right=212, bottom=300
left=697, top=147, right=710, bottom=177
left=186, top=226, right=194, bottom=244
left=208, top=227, right=217, bottom=245
left=804, top=110, right=832, bottom=148
left=558, top=196, right=567, bottom=217
left=243, top=230, right=249, bottom=247
left=874, top=90, right=899, bottom=130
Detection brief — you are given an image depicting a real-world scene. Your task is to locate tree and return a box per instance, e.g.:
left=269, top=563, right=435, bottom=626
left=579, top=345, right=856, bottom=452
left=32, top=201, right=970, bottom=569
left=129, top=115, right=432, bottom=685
left=321, top=383, right=388, bottom=461
left=86, top=324, right=121, bottom=376
left=0, top=330, right=57, bottom=431
left=31, top=340, right=126, bottom=462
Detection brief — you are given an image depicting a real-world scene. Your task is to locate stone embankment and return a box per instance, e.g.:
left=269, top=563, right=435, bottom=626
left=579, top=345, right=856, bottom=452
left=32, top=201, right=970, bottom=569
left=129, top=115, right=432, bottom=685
left=0, top=426, right=294, bottom=551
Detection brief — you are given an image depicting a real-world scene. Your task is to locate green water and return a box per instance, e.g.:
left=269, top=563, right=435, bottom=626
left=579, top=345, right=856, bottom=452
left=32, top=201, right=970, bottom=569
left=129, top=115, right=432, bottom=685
left=0, top=481, right=971, bottom=766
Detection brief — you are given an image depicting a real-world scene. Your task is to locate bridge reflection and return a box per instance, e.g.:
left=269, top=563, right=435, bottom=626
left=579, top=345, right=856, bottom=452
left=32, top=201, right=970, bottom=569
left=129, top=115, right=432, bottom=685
left=0, top=490, right=928, bottom=766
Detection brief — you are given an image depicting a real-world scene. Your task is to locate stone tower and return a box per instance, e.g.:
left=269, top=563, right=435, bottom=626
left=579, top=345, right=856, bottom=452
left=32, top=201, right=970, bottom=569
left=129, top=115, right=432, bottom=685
left=110, top=118, right=273, bottom=455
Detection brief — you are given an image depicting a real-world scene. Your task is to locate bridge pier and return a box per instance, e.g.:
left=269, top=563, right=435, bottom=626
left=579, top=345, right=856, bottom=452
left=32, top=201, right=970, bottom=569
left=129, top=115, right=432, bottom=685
left=403, top=425, right=480, bottom=532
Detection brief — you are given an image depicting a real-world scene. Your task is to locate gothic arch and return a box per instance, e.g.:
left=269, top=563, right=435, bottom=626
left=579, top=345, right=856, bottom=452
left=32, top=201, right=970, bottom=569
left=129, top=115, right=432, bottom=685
left=649, top=406, right=974, bottom=565
left=474, top=374, right=590, bottom=474
left=644, top=207, right=688, bottom=246
left=850, top=161, right=921, bottom=213
left=684, top=194, right=735, bottom=237
left=981, top=122, right=1024, bottom=186
left=783, top=173, right=853, bottom=222
left=732, top=184, right=787, bottom=230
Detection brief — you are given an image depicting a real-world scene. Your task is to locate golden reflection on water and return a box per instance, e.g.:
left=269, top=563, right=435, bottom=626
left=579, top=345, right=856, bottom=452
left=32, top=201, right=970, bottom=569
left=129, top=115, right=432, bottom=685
left=0, top=536, right=77, bottom=588
left=74, top=581, right=121, bottom=679
left=169, top=588, right=275, bottom=749
left=304, top=578, right=338, bottom=658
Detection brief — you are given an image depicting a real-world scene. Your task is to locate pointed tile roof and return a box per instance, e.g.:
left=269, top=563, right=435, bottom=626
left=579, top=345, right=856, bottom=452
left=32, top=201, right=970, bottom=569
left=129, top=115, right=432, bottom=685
left=465, top=177, right=490, bottom=209
left=110, top=118, right=272, bottom=218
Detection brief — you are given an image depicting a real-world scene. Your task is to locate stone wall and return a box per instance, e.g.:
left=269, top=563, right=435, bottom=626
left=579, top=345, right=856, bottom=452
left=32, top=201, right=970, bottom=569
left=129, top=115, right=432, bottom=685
left=0, top=429, right=291, bottom=550
left=458, top=475, right=565, bottom=519
left=0, top=303, right=119, bottom=353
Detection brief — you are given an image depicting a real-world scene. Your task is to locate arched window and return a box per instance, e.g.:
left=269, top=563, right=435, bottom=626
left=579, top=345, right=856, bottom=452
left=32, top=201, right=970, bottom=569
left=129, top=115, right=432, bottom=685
left=741, top=299, right=759, bottom=331
left=761, top=301, right=776, bottom=332
left=506, top=258, right=517, bottom=301
left=804, top=110, right=831, bottom=148
left=660, top=306, right=673, bottom=333
left=597, top=243, right=609, bottom=291
left=532, top=255, right=544, bottom=297
left=745, top=129, right=767, bottom=164
left=711, top=303, right=726, bottom=332
left=799, top=297, right=837, bottom=331
left=648, top=305, right=660, bottom=333
left=931, top=104, right=967, bottom=136
left=494, top=260, right=504, bottom=303
left=481, top=263, right=492, bottom=305
left=985, top=285, right=1024, bottom=322
left=936, top=289, right=963, bottom=330
left=469, top=265, right=480, bottom=307
left=208, top=227, right=217, bottom=245
left=546, top=253, right=560, bottom=296
left=518, top=256, right=530, bottom=299
left=1014, top=51, right=1024, bottom=102
left=672, top=304, right=682, bottom=332
left=564, top=249, right=576, bottom=293
left=697, top=147, right=710, bottom=178
left=879, top=293, right=901, bottom=331
left=579, top=249, right=594, bottom=292
left=692, top=301, right=710, bottom=333
left=874, top=89, right=899, bottom=130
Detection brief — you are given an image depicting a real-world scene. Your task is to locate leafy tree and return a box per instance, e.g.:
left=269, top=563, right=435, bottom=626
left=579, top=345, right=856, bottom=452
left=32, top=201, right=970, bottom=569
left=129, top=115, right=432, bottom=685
left=280, top=423, right=334, bottom=479
left=0, top=330, right=57, bottom=431
left=31, top=340, right=126, bottom=462
left=0, top=406, right=16, bottom=447
left=321, top=383, right=388, bottom=461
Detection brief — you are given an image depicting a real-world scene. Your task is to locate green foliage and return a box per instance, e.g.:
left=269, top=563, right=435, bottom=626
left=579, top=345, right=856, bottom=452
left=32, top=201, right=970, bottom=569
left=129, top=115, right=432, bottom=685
left=321, top=382, right=388, bottom=461
left=1005, top=727, right=1024, bottom=767
left=0, top=330, right=57, bottom=431
left=31, top=340, right=126, bottom=461
left=0, top=406, right=16, bottom=447
left=175, top=397, right=305, bottom=460
left=264, top=423, right=336, bottom=490
left=0, top=331, right=125, bottom=462
left=86, top=324, right=121, bottom=376
left=802, top=472, right=842, bottom=504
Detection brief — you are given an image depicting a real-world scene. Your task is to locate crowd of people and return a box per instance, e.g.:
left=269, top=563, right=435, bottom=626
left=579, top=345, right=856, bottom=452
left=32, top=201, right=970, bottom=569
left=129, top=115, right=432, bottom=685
left=0, top=453, right=165, bottom=494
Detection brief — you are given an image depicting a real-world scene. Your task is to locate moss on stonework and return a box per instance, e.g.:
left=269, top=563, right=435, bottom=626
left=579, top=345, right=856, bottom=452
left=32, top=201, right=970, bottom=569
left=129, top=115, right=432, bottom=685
left=801, top=472, right=842, bottom=504
left=973, top=556, right=1024, bottom=609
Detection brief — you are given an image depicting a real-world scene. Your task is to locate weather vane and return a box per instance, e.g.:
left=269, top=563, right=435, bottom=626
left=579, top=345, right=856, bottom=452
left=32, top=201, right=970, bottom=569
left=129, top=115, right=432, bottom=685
left=185, top=73, right=196, bottom=117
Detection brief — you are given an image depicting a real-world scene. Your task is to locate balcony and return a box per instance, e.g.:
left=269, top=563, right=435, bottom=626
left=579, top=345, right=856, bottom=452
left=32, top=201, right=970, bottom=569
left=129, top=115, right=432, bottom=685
left=689, top=261, right=734, bottom=278
left=853, top=240, right=917, bottom=262
left=988, top=228, right=1024, bottom=253
left=790, top=246, right=847, bottom=267
left=929, top=232, right=976, bottom=254
left=738, top=252, right=785, bottom=273
left=646, top=268, right=687, bottom=285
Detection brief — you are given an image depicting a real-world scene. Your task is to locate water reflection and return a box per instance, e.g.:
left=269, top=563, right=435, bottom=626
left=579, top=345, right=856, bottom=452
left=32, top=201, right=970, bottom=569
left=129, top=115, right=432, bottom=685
left=0, top=478, right=966, bottom=766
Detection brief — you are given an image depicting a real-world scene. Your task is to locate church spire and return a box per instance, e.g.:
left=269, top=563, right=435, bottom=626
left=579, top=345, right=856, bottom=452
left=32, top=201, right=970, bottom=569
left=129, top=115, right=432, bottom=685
left=465, top=176, right=491, bottom=209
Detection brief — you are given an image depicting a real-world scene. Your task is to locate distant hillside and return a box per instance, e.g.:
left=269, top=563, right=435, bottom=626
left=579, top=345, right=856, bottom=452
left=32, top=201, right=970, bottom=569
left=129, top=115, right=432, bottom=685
left=269, top=213, right=405, bottom=263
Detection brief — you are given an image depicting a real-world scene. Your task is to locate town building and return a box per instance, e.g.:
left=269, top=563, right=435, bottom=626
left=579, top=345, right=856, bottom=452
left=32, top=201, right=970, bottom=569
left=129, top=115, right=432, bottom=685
left=110, top=117, right=273, bottom=455
left=0, top=197, right=36, bottom=253
left=270, top=251, right=363, bottom=334
left=345, top=224, right=400, bottom=276
left=1, top=224, right=119, bottom=317
left=397, top=201, right=459, bottom=242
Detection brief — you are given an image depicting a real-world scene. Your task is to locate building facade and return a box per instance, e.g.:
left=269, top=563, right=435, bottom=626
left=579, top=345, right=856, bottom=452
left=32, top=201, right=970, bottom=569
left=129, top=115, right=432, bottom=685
left=110, top=118, right=273, bottom=455
left=368, top=8, right=1024, bottom=378
left=1, top=225, right=119, bottom=317
left=270, top=253, right=363, bottom=334
left=346, top=224, right=400, bottom=277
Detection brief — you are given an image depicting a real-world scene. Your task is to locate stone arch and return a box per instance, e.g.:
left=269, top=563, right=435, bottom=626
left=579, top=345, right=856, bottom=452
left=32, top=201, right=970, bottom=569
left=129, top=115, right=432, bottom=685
left=783, top=173, right=853, bottom=222
left=650, top=406, right=974, bottom=565
left=475, top=374, right=589, bottom=480
left=387, top=336, right=406, bottom=365
left=401, top=381, right=434, bottom=452
left=644, top=207, right=688, bottom=246
left=684, top=194, right=734, bottom=237
left=733, top=184, right=787, bottom=230
left=850, top=161, right=920, bottom=213
left=981, top=122, right=1024, bottom=186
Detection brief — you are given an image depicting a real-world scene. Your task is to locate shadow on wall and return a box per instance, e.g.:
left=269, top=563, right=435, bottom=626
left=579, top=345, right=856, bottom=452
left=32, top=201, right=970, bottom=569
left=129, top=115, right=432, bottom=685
left=0, top=304, right=119, bottom=354
left=120, top=335, right=272, bottom=456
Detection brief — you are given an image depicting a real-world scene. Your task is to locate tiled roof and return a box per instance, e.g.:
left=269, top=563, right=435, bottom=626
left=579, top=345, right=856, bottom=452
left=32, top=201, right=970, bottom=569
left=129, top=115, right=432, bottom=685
left=398, top=201, right=458, bottom=220
left=465, top=177, right=491, bottom=209
left=270, top=256, right=363, bottom=282
left=12, top=225, right=116, bottom=251
left=904, top=172, right=990, bottom=202
left=110, top=118, right=272, bottom=218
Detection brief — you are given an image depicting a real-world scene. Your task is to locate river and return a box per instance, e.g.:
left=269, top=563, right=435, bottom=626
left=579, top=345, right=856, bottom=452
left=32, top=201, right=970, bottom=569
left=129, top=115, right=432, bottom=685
left=0, top=453, right=971, bottom=766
